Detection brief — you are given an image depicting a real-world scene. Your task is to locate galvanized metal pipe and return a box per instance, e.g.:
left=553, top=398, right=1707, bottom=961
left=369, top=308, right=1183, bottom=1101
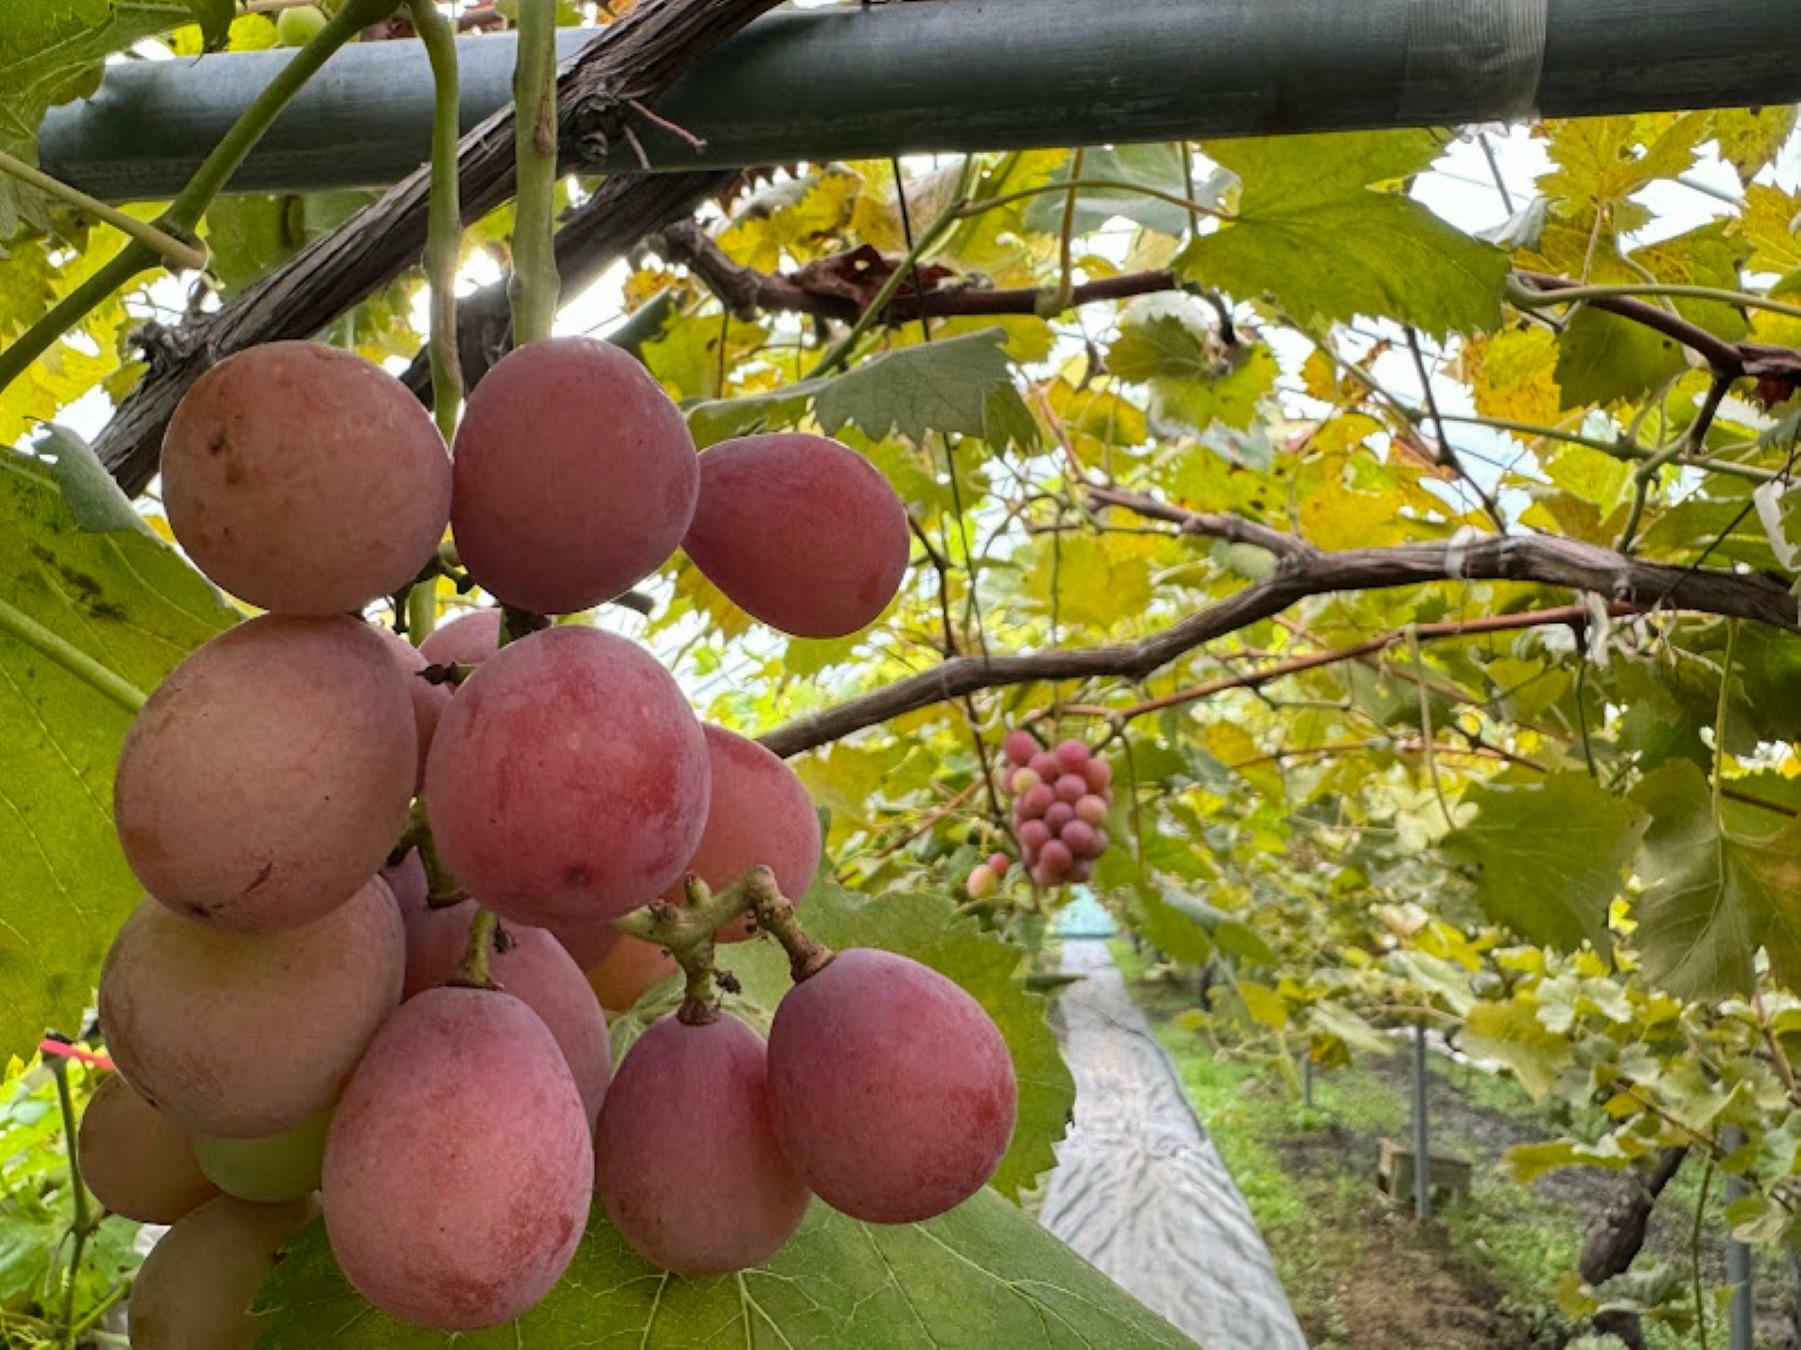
left=39, top=0, right=1801, bottom=203
left=1411, top=1023, right=1430, bottom=1222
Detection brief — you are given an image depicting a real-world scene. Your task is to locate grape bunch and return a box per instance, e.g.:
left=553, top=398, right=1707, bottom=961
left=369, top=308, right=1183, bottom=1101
left=999, top=729, right=1113, bottom=887
left=80, top=337, right=1017, bottom=1341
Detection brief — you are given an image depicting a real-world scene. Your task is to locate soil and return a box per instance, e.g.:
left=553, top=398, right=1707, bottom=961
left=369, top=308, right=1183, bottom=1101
left=1272, top=1054, right=1798, bottom=1349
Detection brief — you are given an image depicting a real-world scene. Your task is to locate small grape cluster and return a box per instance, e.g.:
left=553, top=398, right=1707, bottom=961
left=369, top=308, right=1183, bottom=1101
left=82, top=337, right=1016, bottom=1341
left=1000, top=729, right=1113, bottom=888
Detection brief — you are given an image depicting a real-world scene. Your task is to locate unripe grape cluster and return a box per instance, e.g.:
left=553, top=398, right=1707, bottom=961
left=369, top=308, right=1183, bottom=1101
left=999, top=729, right=1113, bottom=888
left=83, top=338, right=1015, bottom=1340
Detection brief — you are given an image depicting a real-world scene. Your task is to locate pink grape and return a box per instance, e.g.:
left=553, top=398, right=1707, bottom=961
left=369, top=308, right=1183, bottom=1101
left=323, top=988, right=592, bottom=1330
left=1019, top=784, right=1054, bottom=819
left=667, top=725, right=821, bottom=942
left=1090, top=826, right=1110, bottom=855
left=551, top=916, right=622, bottom=972
left=79, top=1073, right=217, bottom=1224
left=585, top=936, right=681, bottom=1013
left=966, top=864, right=998, bottom=900
left=988, top=852, right=1010, bottom=875
left=99, top=882, right=403, bottom=1136
left=682, top=433, right=909, bottom=637
left=1018, top=820, right=1051, bottom=852
left=381, top=848, right=428, bottom=920
left=1053, top=740, right=1091, bottom=771
left=1008, top=766, right=1042, bottom=795
left=1044, top=801, right=1075, bottom=834
left=1054, top=773, right=1088, bottom=804
left=1082, top=758, right=1113, bottom=792
left=1028, top=751, right=1059, bottom=781
left=1039, top=839, right=1074, bottom=879
left=1075, top=794, right=1109, bottom=826
left=450, top=337, right=698, bottom=614
left=404, top=902, right=612, bottom=1127
left=424, top=626, right=709, bottom=930
left=1002, top=730, right=1039, bottom=766
left=1070, top=859, right=1094, bottom=883
left=115, top=615, right=416, bottom=933
left=162, top=341, right=450, bottom=615
left=1060, top=820, right=1100, bottom=858
left=417, top=608, right=502, bottom=668
left=595, top=1013, right=810, bottom=1274
left=381, top=628, right=450, bottom=793
left=127, top=1195, right=315, bottom=1349
left=766, top=949, right=1016, bottom=1223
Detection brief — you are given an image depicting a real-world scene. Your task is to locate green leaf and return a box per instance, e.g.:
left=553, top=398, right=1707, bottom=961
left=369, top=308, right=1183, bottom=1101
left=1628, top=761, right=1801, bottom=1000
left=1177, top=130, right=1507, bottom=337
left=0, top=450, right=236, bottom=1063
left=1461, top=994, right=1569, bottom=1100
left=0, top=0, right=187, bottom=238
left=180, top=0, right=233, bottom=49
left=1441, top=772, right=1644, bottom=957
left=1108, top=296, right=1276, bottom=436
left=1022, top=144, right=1224, bottom=238
left=816, top=329, right=1037, bottom=449
left=253, top=1188, right=1192, bottom=1349
left=687, top=329, right=1037, bottom=451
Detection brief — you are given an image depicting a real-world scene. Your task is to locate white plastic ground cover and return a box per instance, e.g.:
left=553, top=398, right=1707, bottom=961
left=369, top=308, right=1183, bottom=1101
left=1041, top=940, right=1308, bottom=1350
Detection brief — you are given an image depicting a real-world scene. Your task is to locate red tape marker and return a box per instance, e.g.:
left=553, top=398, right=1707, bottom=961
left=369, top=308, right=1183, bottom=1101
left=38, top=1039, right=115, bottom=1071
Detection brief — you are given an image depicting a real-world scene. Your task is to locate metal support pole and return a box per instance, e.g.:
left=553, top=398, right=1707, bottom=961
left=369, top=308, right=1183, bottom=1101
left=1412, top=1023, right=1430, bottom=1222
left=1724, top=1127, right=1754, bottom=1350
left=38, top=0, right=1801, bottom=203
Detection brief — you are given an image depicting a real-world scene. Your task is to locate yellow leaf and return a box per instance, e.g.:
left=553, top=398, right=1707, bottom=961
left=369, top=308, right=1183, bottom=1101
left=1460, top=326, right=1562, bottom=426
left=1029, top=530, right=1157, bottom=630
left=1238, top=980, right=1288, bottom=1030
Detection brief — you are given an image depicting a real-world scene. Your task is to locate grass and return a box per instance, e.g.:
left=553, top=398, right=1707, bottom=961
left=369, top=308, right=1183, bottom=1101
left=1100, top=940, right=1782, bottom=1349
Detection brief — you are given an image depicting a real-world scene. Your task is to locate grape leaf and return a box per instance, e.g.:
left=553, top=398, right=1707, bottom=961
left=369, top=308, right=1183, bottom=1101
left=0, top=444, right=236, bottom=1065
left=688, top=329, right=1038, bottom=451
left=1441, top=772, right=1645, bottom=958
left=179, top=0, right=233, bottom=49
left=0, top=0, right=187, bottom=238
left=1461, top=993, right=1569, bottom=1100
left=253, top=1188, right=1193, bottom=1349
left=815, top=329, right=1038, bottom=449
left=1022, top=144, right=1226, bottom=238
left=1107, top=296, right=1276, bottom=436
left=1176, top=130, right=1507, bottom=337
left=612, top=881, right=1074, bottom=1203
left=1711, top=106, right=1796, bottom=181
left=1629, top=761, right=1801, bottom=1000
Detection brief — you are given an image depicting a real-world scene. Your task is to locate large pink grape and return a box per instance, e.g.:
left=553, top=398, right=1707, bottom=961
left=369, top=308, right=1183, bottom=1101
left=78, top=1072, right=218, bottom=1223
left=162, top=341, right=449, bottom=614
left=98, top=881, right=403, bottom=1137
left=681, top=433, right=909, bottom=638
left=127, top=1194, right=316, bottom=1349
left=404, top=902, right=611, bottom=1126
left=449, top=338, right=698, bottom=614
left=424, top=626, right=709, bottom=929
left=766, top=948, right=1016, bottom=1223
left=381, top=629, right=450, bottom=793
left=322, top=988, right=592, bottom=1331
left=417, top=608, right=502, bottom=668
left=595, top=1013, right=809, bottom=1274
left=114, top=615, right=416, bottom=933
left=668, top=726, right=820, bottom=942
